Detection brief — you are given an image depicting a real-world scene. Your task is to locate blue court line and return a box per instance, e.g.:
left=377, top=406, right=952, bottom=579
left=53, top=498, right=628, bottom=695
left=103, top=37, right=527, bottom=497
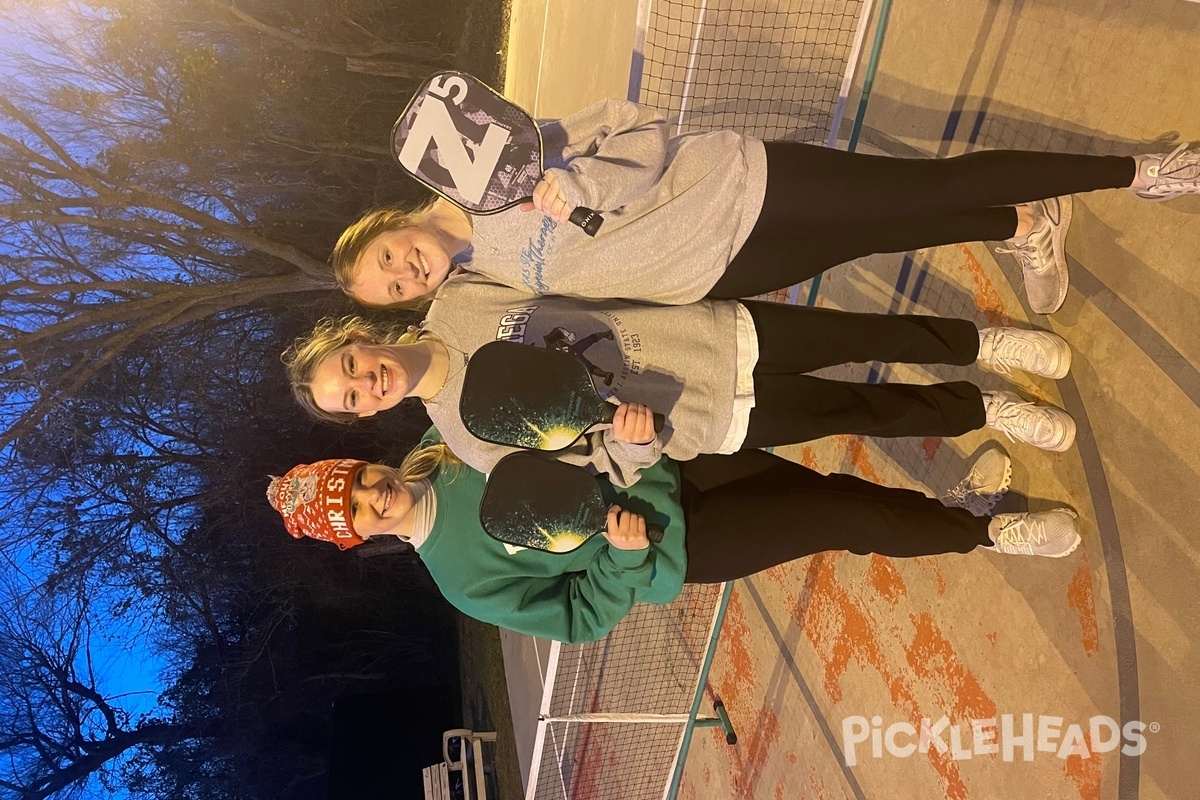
left=1068, top=254, right=1200, bottom=409
left=821, top=2, right=1144, bottom=791
left=935, top=0, right=1003, bottom=156
left=1052, top=373, right=1142, bottom=800
left=794, top=2, right=1145, bottom=796
left=890, top=100, right=1143, bottom=800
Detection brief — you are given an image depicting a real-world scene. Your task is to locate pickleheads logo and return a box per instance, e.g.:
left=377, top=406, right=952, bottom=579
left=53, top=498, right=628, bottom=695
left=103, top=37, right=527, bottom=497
left=841, top=714, right=1158, bottom=766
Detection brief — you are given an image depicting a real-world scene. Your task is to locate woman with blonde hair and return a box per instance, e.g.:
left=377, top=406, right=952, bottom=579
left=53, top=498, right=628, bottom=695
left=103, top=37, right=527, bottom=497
left=327, top=97, right=1199, bottom=314
left=283, top=275, right=1076, bottom=487
left=267, top=431, right=1080, bottom=644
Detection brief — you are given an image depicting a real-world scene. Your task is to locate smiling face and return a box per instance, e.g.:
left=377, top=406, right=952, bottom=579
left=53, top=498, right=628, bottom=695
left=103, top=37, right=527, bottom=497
left=309, top=342, right=416, bottom=417
left=349, top=464, right=417, bottom=538
left=346, top=226, right=458, bottom=306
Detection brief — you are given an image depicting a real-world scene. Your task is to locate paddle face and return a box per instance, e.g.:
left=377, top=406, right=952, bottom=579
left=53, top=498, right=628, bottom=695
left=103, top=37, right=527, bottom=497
left=391, top=71, right=543, bottom=213
left=479, top=453, right=607, bottom=553
left=461, top=340, right=613, bottom=451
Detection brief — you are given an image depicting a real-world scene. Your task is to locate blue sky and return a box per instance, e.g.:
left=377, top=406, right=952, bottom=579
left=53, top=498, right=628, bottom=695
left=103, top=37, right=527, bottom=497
left=0, top=3, right=171, bottom=729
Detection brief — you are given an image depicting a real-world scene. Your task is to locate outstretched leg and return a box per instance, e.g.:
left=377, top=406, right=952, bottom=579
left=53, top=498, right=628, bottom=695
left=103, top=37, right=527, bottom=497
left=678, top=450, right=1081, bottom=584
left=711, top=208, right=1018, bottom=299
left=679, top=450, right=991, bottom=582
left=742, top=299, right=981, bottom=374
left=741, top=375, right=986, bottom=447
left=753, top=142, right=1135, bottom=232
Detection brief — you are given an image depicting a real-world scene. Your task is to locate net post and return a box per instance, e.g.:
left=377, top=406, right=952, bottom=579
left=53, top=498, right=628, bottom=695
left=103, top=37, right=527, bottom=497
left=628, top=0, right=655, bottom=101
left=524, top=640, right=562, bottom=800
left=662, top=580, right=735, bottom=800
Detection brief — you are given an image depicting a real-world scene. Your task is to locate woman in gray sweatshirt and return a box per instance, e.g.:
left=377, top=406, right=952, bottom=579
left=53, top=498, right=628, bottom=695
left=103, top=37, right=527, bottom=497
left=283, top=273, right=1076, bottom=487
left=327, top=97, right=1198, bottom=315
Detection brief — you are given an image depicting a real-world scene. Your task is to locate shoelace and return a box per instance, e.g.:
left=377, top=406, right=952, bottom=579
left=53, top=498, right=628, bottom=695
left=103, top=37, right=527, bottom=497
left=982, top=331, right=1043, bottom=377
left=994, top=227, right=1053, bottom=275
left=1142, top=143, right=1200, bottom=198
left=995, top=515, right=1050, bottom=550
left=986, top=397, right=1040, bottom=442
left=945, top=479, right=974, bottom=506
left=994, top=242, right=1033, bottom=268
left=946, top=474, right=1001, bottom=513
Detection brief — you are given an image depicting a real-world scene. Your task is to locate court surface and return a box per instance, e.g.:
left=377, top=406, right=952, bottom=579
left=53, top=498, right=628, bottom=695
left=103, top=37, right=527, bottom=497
left=500, top=2, right=1200, bottom=798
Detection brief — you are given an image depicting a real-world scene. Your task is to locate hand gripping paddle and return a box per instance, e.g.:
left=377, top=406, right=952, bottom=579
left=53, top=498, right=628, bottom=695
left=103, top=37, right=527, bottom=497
left=479, top=452, right=664, bottom=553
left=391, top=71, right=603, bottom=236
left=460, top=340, right=664, bottom=451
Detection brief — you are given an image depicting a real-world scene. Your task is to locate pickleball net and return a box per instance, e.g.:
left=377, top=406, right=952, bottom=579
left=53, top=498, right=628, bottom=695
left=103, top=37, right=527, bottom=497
left=524, top=583, right=728, bottom=800
left=632, top=0, right=875, bottom=144
left=525, top=3, right=881, bottom=799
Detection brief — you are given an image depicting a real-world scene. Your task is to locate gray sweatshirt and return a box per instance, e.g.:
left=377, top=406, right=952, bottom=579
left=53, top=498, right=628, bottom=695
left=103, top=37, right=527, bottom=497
left=420, top=273, right=740, bottom=486
left=466, top=98, right=768, bottom=304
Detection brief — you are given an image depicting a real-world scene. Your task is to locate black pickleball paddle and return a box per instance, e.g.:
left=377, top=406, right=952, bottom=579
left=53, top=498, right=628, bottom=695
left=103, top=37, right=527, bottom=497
left=391, top=71, right=603, bottom=236
left=460, top=340, right=664, bottom=452
left=479, top=452, right=664, bottom=553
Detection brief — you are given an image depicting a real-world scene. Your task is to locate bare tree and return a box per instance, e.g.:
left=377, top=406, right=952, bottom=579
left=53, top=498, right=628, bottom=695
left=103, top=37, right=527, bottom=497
left=0, top=1, right=483, bottom=795
left=0, top=581, right=218, bottom=800
left=0, top=0, right=448, bottom=454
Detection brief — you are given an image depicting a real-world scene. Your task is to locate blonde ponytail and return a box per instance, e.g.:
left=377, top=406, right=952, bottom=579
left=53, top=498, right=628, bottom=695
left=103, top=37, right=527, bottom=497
left=398, top=442, right=462, bottom=483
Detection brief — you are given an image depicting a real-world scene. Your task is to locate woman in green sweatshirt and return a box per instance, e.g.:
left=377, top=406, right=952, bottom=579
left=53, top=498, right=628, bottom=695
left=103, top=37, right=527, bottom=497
left=266, top=430, right=1080, bottom=645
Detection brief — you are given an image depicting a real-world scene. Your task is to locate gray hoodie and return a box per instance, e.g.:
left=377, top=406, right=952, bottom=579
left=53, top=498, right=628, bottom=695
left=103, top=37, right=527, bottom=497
left=420, top=273, right=741, bottom=486
left=465, top=98, right=768, bottom=304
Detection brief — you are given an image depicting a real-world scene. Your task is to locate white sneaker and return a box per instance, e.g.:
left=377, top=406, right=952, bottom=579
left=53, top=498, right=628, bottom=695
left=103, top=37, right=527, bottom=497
left=982, top=390, right=1076, bottom=452
left=946, top=449, right=1013, bottom=516
left=1134, top=143, right=1200, bottom=200
left=988, top=509, right=1081, bottom=557
left=994, top=196, right=1072, bottom=314
left=977, top=327, right=1072, bottom=380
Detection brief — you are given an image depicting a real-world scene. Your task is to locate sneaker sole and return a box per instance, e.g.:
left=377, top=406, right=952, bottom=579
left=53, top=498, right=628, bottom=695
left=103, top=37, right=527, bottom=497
left=1036, top=195, right=1072, bottom=314
left=995, top=453, right=1013, bottom=496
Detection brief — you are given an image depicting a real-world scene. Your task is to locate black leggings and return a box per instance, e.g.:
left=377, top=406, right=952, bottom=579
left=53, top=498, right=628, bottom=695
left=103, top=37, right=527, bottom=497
left=740, top=299, right=986, bottom=448
left=708, top=143, right=1137, bottom=299
left=679, top=450, right=992, bottom=583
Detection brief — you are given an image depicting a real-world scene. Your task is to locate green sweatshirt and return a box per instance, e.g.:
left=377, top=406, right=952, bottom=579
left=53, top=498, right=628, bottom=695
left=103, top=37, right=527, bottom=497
left=414, top=446, right=688, bottom=645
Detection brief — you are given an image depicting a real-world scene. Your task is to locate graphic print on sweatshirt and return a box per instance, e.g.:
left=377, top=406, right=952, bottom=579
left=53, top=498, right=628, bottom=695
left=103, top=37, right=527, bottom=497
left=517, top=216, right=560, bottom=293
left=465, top=304, right=657, bottom=455
left=493, top=303, right=649, bottom=400
left=424, top=275, right=735, bottom=470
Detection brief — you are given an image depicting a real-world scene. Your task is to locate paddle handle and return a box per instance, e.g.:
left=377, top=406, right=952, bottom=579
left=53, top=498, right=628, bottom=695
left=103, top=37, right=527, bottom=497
left=647, top=524, right=664, bottom=544
left=568, top=206, right=604, bottom=236
left=600, top=403, right=666, bottom=434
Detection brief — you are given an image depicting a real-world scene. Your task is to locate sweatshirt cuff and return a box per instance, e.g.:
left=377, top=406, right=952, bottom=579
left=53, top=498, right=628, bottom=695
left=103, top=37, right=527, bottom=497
left=611, top=434, right=662, bottom=457
left=545, top=167, right=588, bottom=213
left=607, top=545, right=651, bottom=569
